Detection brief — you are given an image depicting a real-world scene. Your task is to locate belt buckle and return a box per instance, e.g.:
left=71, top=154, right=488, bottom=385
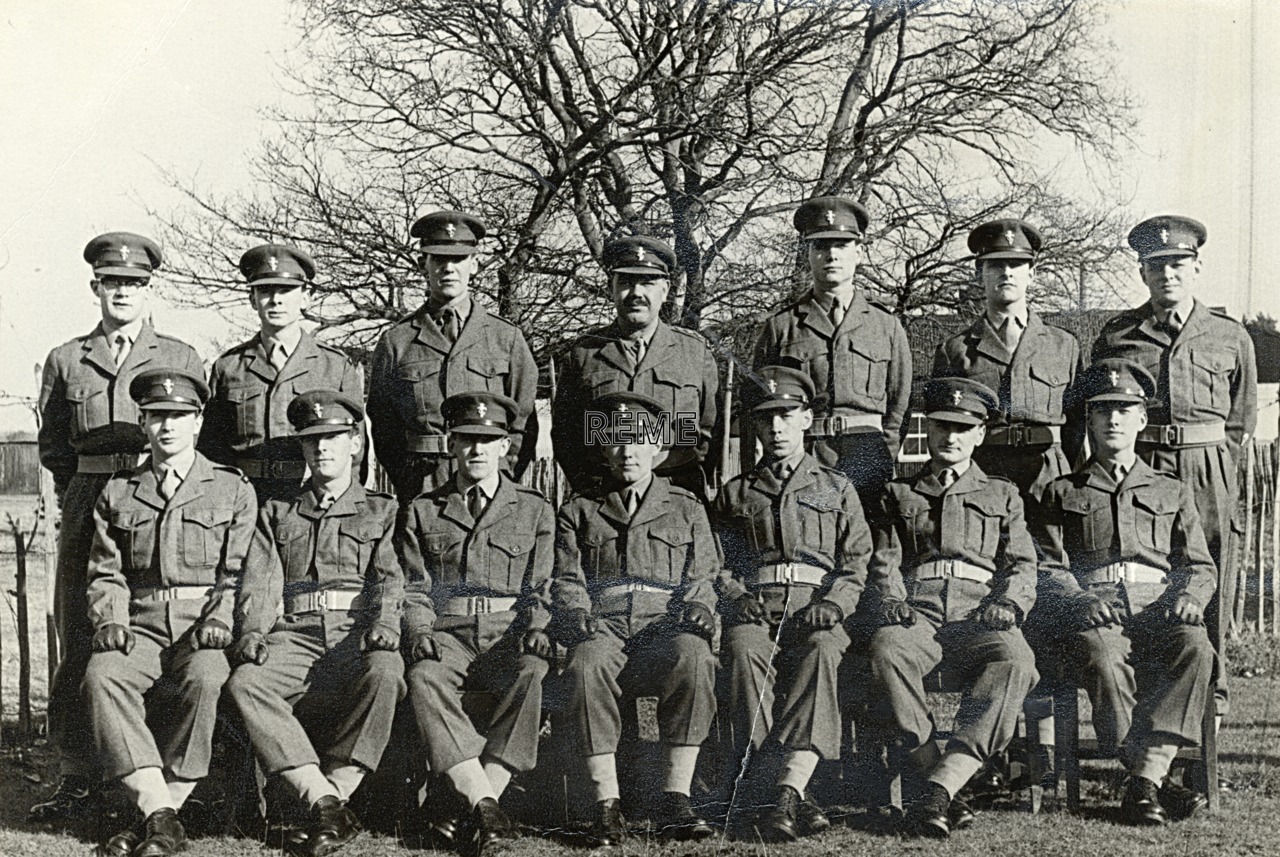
left=1006, top=425, right=1023, bottom=446
left=267, top=460, right=292, bottom=478
left=1167, top=425, right=1184, bottom=445
left=114, top=453, right=135, bottom=469
left=156, top=587, right=176, bottom=602
left=780, top=563, right=795, bottom=583
left=473, top=596, right=489, bottom=615
left=830, top=416, right=847, bottom=434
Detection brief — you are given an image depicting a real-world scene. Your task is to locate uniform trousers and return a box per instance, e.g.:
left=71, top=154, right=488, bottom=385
left=82, top=599, right=230, bottom=781
left=49, top=471, right=113, bottom=774
left=562, top=616, right=716, bottom=755
left=1056, top=614, right=1214, bottom=759
left=227, top=613, right=405, bottom=776
left=406, top=615, right=548, bottom=774
left=865, top=618, right=1037, bottom=764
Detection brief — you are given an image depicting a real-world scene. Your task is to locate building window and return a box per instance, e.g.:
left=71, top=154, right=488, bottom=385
left=900, top=412, right=929, bottom=460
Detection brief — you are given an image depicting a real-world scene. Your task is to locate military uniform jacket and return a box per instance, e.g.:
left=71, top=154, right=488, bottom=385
left=869, top=464, right=1038, bottom=624
left=200, top=330, right=364, bottom=467
left=932, top=310, right=1084, bottom=460
left=86, top=453, right=257, bottom=631
left=398, top=475, right=554, bottom=635
left=553, top=477, right=718, bottom=618
left=752, top=289, right=912, bottom=453
left=39, top=322, right=204, bottom=494
left=712, top=453, right=871, bottom=619
left=237, top=484, right=403, bottom=640
left=368, top=301, right=539, bottom=481
left=1092, top=299, right=1257, bottom=457
left=552, top=320, right=721, bottom=493
left=1035, top=458, right=1217, bottom=611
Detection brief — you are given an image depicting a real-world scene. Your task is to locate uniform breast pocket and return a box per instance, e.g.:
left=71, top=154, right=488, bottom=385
left=488, top=530, right=535, bottom=590
left=395, top=361, right=442, bottom=418
left=182, top=508, right=234, bottom=569
left=468, top=354, right=511, bottom=395
left=1027, top=363, right=1069, bottom=417
left=796, top=494, right=840, bottom=557
left=1133, top=494, right=1176, bottom=552
left=67, top=384, right=110, bottom=436
left=1062, top=493, right=1109, bottom=553
left=962, top=497, right=1005, bottom=559
left=1188, top=347, right=1234, bottom=412
left=582, top=532, right=620, bottom=582
left=780, top=340, right=824, bottom=374
left=647, top=527, right=693, bottom=584
left=849, top=340, right=891, bottom=401
left=650, top=365, right=697, bottom=414
left=339, top=521, right=382, bottom=577
left=896, top=500, right=932, bottom=557
left=226, top=386, right=266, bottom=437
left=273, top=526, right=312, bottom=580
left=585, top=370, right=623, bottom=399
left=111, top=510, right=156, bottom=573
left=744, top=507, right=775, bottom=554
left=422, top=533, right=463, bottom=584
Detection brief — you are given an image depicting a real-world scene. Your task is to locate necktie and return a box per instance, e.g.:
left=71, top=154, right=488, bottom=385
left=318, top=493, right=336, bottom=512
left=158, top=466, right=181, bottom=502
left=624, top=489, right=640, bottom=518
left=938, top=468, right=956, bottom=489
left=441, top=308, right=460, bottom=343
left=772, top=460, right=794, bottom=482
left=112, top=333, right=131, bottom=367
left=1112, top=463, right=1128, bottom=485
left=1001, top=317, right=1022, bottom=350
left=629, top=338, right=646, bottom=368
left=468, top=486, right=487, bottom=522
left=1162, top=310, right=1183, bottom=335
left=269, top=342, right=289, bottom=372
left=829, top=300, right=845, bottom=330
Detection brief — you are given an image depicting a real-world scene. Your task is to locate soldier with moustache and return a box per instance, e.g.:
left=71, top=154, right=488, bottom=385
left=552, top=392, right=719, bottom=845
left=552, top=236, right=721, bottom=498
left=712, top=365, right=872, bottom=842
left=33, top=233, right=206, bottom=821
left=1091, top=216, right=1256, bottom=719
left=200, top=245, right=365, bottom=504
left=81, top=370, right=257, bottom=857
left=1035, top=359, right=1216, bottom=826
left=368, top=211, right=540, bottom=500
left=226, top=390, right=405, bottom=857
left=752, top=197, right=912, bottom=511
left=862, top=377, right=1039, bottom=839
left=397, top=392, right=555, bottom=856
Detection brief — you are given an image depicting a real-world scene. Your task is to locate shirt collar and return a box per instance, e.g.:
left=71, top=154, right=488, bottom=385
left=261, top=324, right=304, bottom=358
left=153, top=447, right=197, bottom=482
left=814, top=286, right=854, bottom=314
left=102, top=317, right=144, bottom=345
left=457, top=469, right=500, bottom=500
left=429, top=293, right=472, bottom=321
left=622, top=473, right=654, bottom=502
left=312, top=475, right=352, bottom=507
left=929, top=458, right=972, bottom=482
left=986, top=306, right=1027, bottom=329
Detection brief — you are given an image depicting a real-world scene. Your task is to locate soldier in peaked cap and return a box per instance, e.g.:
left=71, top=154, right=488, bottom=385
left=712, top=364, right=871, bottom=841
left=227, top=389, right=404, bottom=857
left=1092, top=215, right=1255, bottom=722
left=200, top=244, right=366, bottom=505
left=862, top=376, right=1038, bottom=839
left=369, top=211, right=540, bottom=500
left=81, top=367, right=256, bottom=857
left=33, top=233, right=206, bottom=822
left=753, top=197, right=912, bottom=515
left=396, top=390, right=554, bottom=856
left=553, top=235, right=722, bottom=499
left=1033, top=359, right=1216, bottom=824
left=552, top=391, right=719, bottom=845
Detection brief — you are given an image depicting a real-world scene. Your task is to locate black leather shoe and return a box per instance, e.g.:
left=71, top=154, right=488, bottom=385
left=796, top=793, right=830, bottom=835
left=305, top=795, right=362, bottom=856
left=755, top=785, right=801, bottom=843
left=95, top=825, right=140, bottom=857
left=135, top=807, right=188, bottom=857
left=28, top=775, right=94, bottom=822
left=587, top=798, right=627, bottom=847
left=1120, top=777, right=1168, bottom=827
left=470, top=797, right=516, bottom=856
left=654, top=792, right=714, bottom=841
left=909, top=783, right=951, bottom=839
left=948, top=793, right=976, bottom=831
left=1159, top=781, right=1208, bottom=822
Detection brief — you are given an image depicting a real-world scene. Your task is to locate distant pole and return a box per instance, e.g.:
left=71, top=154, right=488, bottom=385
left=1078, top=262, right=1087, bottom=313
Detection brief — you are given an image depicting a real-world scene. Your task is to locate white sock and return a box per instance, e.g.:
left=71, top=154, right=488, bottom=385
left=482, top=759, right=513, bottom=798
left=585, top=754, right=620, bottom=803
left=1131, top=742, right=1180, bottom=785
left=777, top=750, right=819, bottom=795
left=445, top=758, right=498, bottom=808
left=121, top=767, right=175, bottom=818
left=281, top=764, right=339, bottom=807
left=661, top=745, right=701, bottom=795
left=164, top=777, right=197, bottom=810
left=928, top=751, right=985, bottom=799
left=324, top=764, right=368, bottom=803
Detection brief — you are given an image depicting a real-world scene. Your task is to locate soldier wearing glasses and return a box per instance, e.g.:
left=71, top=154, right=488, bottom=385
left=33, top=233, right=205, bottom=821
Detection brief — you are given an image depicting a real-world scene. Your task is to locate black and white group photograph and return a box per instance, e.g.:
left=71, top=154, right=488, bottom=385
left=0, top=1, right=1277, bottom=856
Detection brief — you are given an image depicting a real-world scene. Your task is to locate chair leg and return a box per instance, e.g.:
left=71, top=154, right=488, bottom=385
left=1201, top=690, right=1218, bottom=813
left=1023, top=713, right=1043, bottom=815
left=1055, top=684, right=1081, bottom=814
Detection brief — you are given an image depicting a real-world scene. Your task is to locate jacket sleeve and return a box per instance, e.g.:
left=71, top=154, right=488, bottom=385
left=1060, top=336, right=1087, bottom=467
left=396, top=502, right=437, bottom=634
left=367, top=333, right=407, bottom=493
left=523, top=497, right=555, bottom=630
left=367, top=500, right=405, bottom=637
left=338, top=352, right=371, bottom=485
left=885, top=318, right=913, bottom=453
left=1032, top=483, right=1084, bottom=601
left=551, top=348, right=591, bottom=495
left=711, top=487, right=750, bottom=605
left=1226, top=324, right=1258, bottom=458
left=37, top=349, right=75, bottom=498
left=866, top=493, right=908, bottom=609
left=984, top=486, right=1038, bottom=619
left=1169, top=480, right=1218, bottom=608
left=236, top=505, right=285, bottom=637
left=824, top=481, right=872, bottom=618
left=197, top=359, right=236, bottom=467
left=751, top=318, right=780, bottom=370
left=678, top=502, right=719, bottom=613
left=203, top=476, right=258, bottom=629
left=508, top=331, right=541, bottom=480
left=551, top=504, right=592, bottom=613
left=85, top=486, right=130, bottom=629
left=697, top=338, right=723, bottom=493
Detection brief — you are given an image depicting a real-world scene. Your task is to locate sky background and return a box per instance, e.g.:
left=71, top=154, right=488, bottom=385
left=1, top=0, right=1277, bottom=433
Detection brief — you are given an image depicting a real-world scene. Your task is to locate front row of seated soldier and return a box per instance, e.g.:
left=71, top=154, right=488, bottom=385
left=76, top=358, right=1216, bottom=857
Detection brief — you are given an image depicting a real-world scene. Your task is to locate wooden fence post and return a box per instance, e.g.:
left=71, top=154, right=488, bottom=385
left=9, top=516, right=32, bottom=738
left=1272, top=439, right=1280, bottom=635
left=1237, top=442, right=1255, bottom=631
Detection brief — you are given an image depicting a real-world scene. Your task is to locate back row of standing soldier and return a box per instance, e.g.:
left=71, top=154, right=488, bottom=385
left=33, top=199, right=1255, bottom=841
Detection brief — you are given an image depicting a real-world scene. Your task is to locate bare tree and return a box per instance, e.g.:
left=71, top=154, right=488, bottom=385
left=151, top=0, right=1136, bottom=365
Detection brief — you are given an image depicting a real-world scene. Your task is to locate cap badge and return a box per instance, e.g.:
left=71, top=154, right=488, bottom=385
left=824, top=209, right=836, bottom=226
left=445, top=222, right=457, bottom=238
left=617, top=403, right=629, bottom=413
left=951, top=390, right=964, bottom=406
left=1159, top=228, right=1169, bottom=244
left=1004, top=228, right=1017, bottom=246
left=268, top=255, right=279, bottom=271
left=119, top=243, right=131, bottom=261
left=312, top=402, right=325, bottom=419
left=767, top=379, right=777, bottom=393
left=162, top=378, right=174, bottom=395
left=1108, top=370, right=1120, bottom=389
left=476, top=402, right=487, bottom=418
left=635, top=245, right=647, bottom=262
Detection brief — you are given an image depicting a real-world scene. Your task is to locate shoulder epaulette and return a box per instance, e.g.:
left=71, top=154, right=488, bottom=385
left=667, top=484, right=700, bottom=501
left=867, top=298, right=895, bottom=315
left=1207, top=305, right=1244, bottom=325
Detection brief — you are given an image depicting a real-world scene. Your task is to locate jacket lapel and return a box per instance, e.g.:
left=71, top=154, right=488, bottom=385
left=163, top=455, right=214, bottom=512
left=81, top=325, right=118, bottom=376
left=798, top=294, right=834, bottom=339
left=411, top=308, right=452, bottom=356
left=274, top=330, right=320, bottom=387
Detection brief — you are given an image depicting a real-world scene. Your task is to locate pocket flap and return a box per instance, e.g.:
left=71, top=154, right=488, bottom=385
left=648, top=528, right=691, bottom=548
left=1061, top=494, right=1094, bottom=515
left=1028, top=363, right=1068, bottom=385
left=468, top=354, right=508, bottom=377
left=1190, top=347, right=1233, bottom=374
left=340, top=520, right=383, bottom=543
left=185, top=507, right=234, bottom=529
left=1133, top=494, right=1176, bottom=516
left=490, top=530, right=534, bottom=556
